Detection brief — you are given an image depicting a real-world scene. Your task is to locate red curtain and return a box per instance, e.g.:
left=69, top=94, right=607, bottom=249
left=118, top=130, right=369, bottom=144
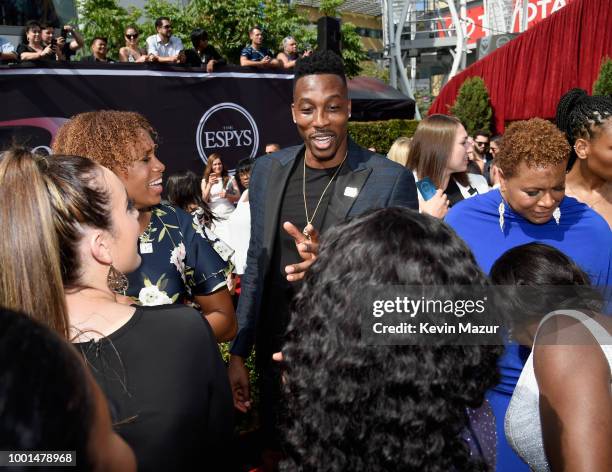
left=428, top=0, right=612, bottom=133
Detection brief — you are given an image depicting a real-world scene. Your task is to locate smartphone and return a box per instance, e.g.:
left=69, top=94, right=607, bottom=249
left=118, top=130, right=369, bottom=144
left=225, top=177, right=235, bottom=194
left=416, top=177, right=437, bottom=201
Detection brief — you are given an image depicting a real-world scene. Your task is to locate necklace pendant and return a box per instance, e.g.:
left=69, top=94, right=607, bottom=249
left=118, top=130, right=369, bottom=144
left=140, top=242, right=153, bottom=254
left=302, top=227, right=311, bottom=240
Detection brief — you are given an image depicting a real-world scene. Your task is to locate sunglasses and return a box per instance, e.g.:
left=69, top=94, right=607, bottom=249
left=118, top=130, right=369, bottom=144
left=126, top=33, right=139, bottom=39
left=475, top=141, right=489, bottom=146
left=161, top=25, right=172, bottom=29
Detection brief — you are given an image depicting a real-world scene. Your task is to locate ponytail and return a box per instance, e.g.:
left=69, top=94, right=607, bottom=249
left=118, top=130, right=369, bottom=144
left=0, top=148, right=69, bottom=338
left=0, top=148, right=112, bottom=340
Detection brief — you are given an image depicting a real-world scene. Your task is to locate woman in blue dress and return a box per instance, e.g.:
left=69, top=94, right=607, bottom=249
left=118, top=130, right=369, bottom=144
left=52, top=110, right=237, bottom=342
left=446, top=118, right=612, bottom=472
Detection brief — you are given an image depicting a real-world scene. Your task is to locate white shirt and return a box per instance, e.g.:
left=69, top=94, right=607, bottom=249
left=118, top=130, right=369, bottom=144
left=146, top=34, right=184, bottom=57
left=0, top=36, right=16, bottom=54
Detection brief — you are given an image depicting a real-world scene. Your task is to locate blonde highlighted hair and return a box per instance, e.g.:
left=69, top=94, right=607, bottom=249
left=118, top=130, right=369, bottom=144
left=0, top=148, right=112, bottom=339
left=387, top=136, right=412, bottom=167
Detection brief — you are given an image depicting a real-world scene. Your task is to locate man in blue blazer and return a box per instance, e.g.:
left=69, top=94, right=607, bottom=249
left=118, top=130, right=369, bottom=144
left=229, top=50, right=418, bottom=451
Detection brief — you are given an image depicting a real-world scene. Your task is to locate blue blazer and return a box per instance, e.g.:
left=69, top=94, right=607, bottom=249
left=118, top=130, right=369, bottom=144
left=231, top=139, right=418, bottom=357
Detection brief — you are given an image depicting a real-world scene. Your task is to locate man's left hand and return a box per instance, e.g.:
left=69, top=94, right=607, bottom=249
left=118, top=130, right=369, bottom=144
left=283, top=222, right=319, bottom=282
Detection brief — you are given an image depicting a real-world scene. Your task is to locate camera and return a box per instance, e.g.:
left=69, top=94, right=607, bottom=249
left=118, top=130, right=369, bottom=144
left=61, top=27, right=68, bottom=39
left=50, top=38, right=57, bottom=46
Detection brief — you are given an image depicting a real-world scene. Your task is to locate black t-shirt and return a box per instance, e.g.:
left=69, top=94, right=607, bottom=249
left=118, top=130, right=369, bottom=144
left=184, top=45, right=224, bottom=67
left=74, top=305, right=234, bottom=471
left=16, top=43, right=57, bottom=63
left=80, top=55, right=115, bottom=63
left=259, top=153, right=342, bottom=354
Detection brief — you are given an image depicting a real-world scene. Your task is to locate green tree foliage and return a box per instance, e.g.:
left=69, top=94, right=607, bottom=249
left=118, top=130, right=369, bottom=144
left=593, top=57, right=612, bottom=96
left=360, top=60, right=389, bottom=83
left=141, top=0, right=196, bottom=47
left=340, top=22, right=367, bottom=77
left=317, top=0, right=367, bottom=77
left=348, top=119, right=419, bottom=155
left=77, top=0, right=140, bottom=58
left=187, top=0, right=310, bottom=64
left=79, top=0, right=367, bottom=76
left=450, top=77, right=493, bottom=135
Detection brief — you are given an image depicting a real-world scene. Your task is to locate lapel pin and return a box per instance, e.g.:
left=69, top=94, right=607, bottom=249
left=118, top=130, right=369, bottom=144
left=344, top=186, right=358, bottom=198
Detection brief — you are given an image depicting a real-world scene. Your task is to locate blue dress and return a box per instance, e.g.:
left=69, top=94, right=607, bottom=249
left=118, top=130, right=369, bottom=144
left=446, top=189, right=612, bottom=472
left=126, top=203, right=228, bottom=305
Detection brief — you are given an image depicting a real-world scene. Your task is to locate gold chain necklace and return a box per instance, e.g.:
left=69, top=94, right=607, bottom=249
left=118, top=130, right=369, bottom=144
left=302, top=151, right=348, bottom=239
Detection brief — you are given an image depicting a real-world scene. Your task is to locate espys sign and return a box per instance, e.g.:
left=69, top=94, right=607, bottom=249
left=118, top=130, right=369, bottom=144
left=196, top=102, right=260, bottom=167
left=0, top=66, right=300, bottom=177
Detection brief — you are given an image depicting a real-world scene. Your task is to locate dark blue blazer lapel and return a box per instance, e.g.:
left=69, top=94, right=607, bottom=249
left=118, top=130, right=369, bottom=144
left=262, top=147, right=301, bottom=273
left=321, top=140, right=372, bottom=231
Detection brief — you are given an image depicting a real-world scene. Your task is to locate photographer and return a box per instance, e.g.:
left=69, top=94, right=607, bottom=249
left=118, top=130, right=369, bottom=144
left=17, top=20, right=58, bottom=63
left=41, top=23, right=84, bottom=61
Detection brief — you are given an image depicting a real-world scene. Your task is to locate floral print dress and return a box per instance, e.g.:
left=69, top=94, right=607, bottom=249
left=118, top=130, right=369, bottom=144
left=126, top=203, right=228, bottom=305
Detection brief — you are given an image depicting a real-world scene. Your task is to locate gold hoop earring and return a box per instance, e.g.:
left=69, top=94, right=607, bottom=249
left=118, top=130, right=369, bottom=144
left=107, top=264, right=129, bottom=294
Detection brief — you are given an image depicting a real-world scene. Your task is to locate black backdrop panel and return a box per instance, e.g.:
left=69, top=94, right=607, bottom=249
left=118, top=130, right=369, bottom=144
left=0, top=64, right=301, bottom=175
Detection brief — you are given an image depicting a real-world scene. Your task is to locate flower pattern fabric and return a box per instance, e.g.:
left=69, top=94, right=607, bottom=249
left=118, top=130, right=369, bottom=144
left=126, top=203, right=228, bottom=305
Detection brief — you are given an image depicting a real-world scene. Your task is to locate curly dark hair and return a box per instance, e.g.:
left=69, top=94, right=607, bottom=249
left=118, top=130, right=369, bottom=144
left=495, top=118, right=570, bottom=178
left=280, top=208, right=502, bottom=472
left=555, top=88, right=612, bottom=169
left=294, top=49, right=346, bottom=87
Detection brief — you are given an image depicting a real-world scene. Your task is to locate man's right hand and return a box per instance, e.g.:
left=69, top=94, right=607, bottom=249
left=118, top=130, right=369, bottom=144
left=228, top=355, right=251, bottom=413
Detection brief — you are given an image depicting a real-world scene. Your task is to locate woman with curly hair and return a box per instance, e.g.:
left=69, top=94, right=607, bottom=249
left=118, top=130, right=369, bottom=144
left=555, top=88, right=612, bottom=228
left=52, top=110, right=236, bottom=342
left=406, top=114, right=489, bottom=219
left=490, top=243, right=611, bottom=472
left=280, top=207, right=502, bottom=471
left=446, top=118, right=612, bottom=472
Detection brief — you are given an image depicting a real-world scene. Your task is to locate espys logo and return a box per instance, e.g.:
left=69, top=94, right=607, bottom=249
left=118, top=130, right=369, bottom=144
left=196, top=103, right=260, bottom=169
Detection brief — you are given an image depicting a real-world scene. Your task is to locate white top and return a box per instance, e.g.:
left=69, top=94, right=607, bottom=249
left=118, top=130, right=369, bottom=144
left=204, top=177, right=236, bottom=219
left=505, top=310, right=612, bottom=471
left=146, top=34, right=184, bottom=57
left=1, top=37, right=15, bottom=54
left=225, top=190, right=250, bottom=275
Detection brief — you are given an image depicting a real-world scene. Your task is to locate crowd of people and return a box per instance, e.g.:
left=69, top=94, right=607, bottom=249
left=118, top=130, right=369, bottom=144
left=0, top=44, right=611, bottom=472
left=0, top=17, right=310, bottom=71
